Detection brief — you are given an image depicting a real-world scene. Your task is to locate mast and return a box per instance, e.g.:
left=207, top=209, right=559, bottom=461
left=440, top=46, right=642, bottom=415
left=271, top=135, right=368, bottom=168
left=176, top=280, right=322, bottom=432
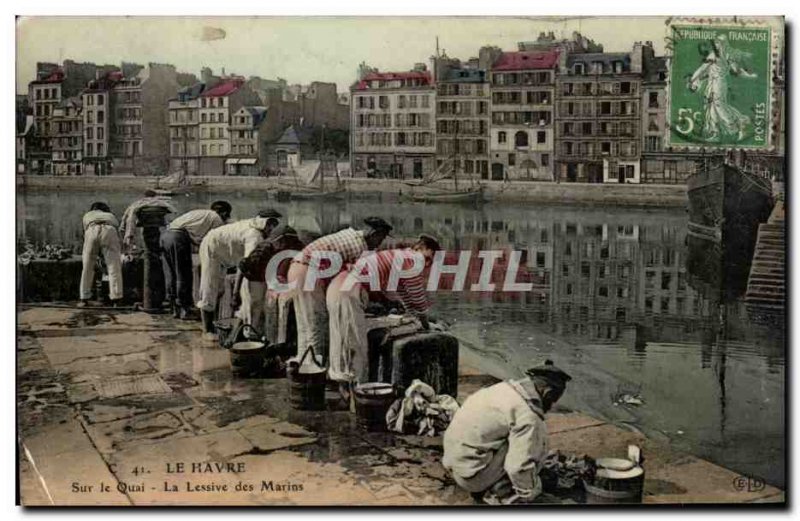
left=452, top=120, right=459, bottom=191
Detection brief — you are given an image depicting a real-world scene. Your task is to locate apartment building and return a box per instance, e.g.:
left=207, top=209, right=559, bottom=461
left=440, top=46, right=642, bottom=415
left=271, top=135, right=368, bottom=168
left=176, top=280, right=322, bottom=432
left=227, top=106, right=268, bottom=175
left=198, top=78, right=262, bottom=175
left=488, top=50, right=559, bottom=181
left=81, top=72, right=120, bottom=176
left=555, top=48, right=643, bottom=183
left=639, top=47, right=701, bottom=184
left=168, top=83, right=204, bottom=175
left=50, top=97, right=83, bottom=175
left=350, top=66, right=435, bottom=179
left=434, top=64, right=490, bottom=181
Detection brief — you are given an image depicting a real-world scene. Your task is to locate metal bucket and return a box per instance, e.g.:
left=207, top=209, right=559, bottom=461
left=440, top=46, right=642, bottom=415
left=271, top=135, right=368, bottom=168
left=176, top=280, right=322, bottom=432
left=354, top=383, right=395, bottom=432
left=583, top=458, right=644, bottom=504
left=229, top=341, right=266, bottom=378
left=287, top=347, right=326, bottom=410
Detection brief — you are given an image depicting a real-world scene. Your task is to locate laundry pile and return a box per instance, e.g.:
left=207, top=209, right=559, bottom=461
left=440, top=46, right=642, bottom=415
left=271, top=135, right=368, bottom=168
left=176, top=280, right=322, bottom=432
left=385, top=379, right=460, bottom=436
left=539, top=450, right=597, bottom=493
left=17, top=240, right=74, bottom=264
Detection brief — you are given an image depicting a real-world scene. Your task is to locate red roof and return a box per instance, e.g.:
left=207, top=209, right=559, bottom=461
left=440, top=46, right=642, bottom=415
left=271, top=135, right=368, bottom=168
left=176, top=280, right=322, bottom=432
left=201, top=79, right=244, bottom=98
left=353, top=70, right=432, bottom=90
left=492, top=50, right=560, bottom=71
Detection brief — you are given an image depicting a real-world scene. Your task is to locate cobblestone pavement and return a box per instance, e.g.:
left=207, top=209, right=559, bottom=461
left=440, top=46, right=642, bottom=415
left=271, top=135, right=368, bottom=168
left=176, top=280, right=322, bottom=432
left=17, top=306, right=784, bottom=506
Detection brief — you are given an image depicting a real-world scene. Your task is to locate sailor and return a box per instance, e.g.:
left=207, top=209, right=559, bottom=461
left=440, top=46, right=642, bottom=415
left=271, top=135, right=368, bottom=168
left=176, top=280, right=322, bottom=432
left=160, top=201, right=232, bottom=320
left=286, top=217, right=392, bottom=364
left=119, top=189, right=177, bottom=253
left=197, top=209, right=281, bottom=339
left=326, top=234, right=440, bottom=400
left=78, top=202, right=123, bottom=307
left=442, top=360, right=572, bottom=505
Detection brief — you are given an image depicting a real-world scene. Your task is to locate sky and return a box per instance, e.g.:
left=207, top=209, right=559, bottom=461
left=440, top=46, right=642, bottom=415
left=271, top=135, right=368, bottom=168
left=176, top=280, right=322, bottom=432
left=16, top=16, right=680, bottom=94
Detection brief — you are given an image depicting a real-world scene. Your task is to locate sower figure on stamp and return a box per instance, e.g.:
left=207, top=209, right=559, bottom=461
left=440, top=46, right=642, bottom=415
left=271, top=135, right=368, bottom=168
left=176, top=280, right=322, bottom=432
left=160, top=201, right=232, bottom=320
left=286, top=217, right=392, bottom=366
left=442, top=360, right=572, bottom=505
left=78, top=202, right=123, bottom=308
left=326, top=234, right=440, bottom=404
left=197, top=209, right=281, bottom=341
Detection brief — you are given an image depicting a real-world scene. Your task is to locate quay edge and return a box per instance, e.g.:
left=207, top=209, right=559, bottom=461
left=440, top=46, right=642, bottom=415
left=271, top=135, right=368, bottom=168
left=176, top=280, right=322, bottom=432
left=16, top=175, right=689, bottom=208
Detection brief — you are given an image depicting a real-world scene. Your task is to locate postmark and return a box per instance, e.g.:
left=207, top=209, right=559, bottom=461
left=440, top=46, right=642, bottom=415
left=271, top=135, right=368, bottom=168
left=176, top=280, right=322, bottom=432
left=667, top=20, right=777, bottom=150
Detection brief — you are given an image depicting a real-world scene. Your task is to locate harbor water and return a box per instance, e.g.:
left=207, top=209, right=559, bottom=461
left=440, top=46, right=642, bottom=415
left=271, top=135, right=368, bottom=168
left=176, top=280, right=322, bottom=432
left=16, top=189, right=785, bottom=487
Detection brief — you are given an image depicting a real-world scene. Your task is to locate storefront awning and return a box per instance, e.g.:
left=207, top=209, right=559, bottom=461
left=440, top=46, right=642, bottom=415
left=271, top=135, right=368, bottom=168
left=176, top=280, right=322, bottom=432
left=225, top=158, right=240, bottom=165
left=239, top=158, right=257, bottom=165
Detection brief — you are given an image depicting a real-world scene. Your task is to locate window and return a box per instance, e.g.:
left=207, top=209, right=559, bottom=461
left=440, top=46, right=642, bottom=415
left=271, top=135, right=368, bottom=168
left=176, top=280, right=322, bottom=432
left=97, top=111, right=104, bottom=124
left=536, top=252, right=546, bottom=267
left=97, top=127, right=104, bottom=139
left=86, top=143, right=93, bottom=156
left=514, top=131, right=528, bottom=147
left=648, top=92, right=659, bottom=109
left=98, top=94, right=104, bottom=104
left=573, top=63, right=585, bottom=75
left=86, top=127, right=93, bottom=139
left=600, top=102, right=611, bottom=115
left=645, top=136, right=662, bottom=152
left=508, top=153, right=516, bottom=166
left=421, top=95, right=429, bottom=108
left=97, top=143, right=104, bottom=155
left=202, top=144, right=207, bottom=155
left=541, top=154, right=549, bottom=167
left=498, top=131, right=507, bottom=144
left=537, top=131, right=546, bottom=144
left=620, top=82, right=631, bottom=94
left=601, top=142, right=611, bottom=154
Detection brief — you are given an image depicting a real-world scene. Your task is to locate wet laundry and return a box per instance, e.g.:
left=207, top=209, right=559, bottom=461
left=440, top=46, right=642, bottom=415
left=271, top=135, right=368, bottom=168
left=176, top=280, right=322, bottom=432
left=385, top=379, right=460, bottom=436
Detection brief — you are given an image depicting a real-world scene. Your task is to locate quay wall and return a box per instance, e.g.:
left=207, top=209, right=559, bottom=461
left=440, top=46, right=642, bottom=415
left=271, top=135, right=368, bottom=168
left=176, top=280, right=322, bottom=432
left=16, top=175, right=688, bottom=208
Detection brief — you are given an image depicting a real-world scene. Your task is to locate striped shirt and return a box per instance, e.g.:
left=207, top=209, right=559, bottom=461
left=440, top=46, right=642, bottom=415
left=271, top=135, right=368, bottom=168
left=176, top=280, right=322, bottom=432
left=169, top=209, right=224, bottom=245
left=301, top=227, right=367, bottom=265
left=355, top=249, right=431, bottom=316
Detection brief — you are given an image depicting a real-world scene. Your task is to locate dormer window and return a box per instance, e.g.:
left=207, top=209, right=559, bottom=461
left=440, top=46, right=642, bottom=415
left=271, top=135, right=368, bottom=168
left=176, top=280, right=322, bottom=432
left=574, top=63, right=585, bottom=75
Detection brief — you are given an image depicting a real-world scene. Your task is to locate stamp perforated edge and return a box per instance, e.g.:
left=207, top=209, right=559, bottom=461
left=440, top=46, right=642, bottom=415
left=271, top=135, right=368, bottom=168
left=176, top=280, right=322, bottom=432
left=663, top=16, right=784, bottom=153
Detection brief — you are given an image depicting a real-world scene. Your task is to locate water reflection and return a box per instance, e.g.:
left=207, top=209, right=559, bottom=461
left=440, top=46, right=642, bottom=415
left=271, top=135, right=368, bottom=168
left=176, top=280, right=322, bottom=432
left=16, top=189, right=785, bottom=487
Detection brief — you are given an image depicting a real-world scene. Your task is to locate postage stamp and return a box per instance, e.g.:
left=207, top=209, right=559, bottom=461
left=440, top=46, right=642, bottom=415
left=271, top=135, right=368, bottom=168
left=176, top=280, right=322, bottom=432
left=668, top=22, right=774, bottom=149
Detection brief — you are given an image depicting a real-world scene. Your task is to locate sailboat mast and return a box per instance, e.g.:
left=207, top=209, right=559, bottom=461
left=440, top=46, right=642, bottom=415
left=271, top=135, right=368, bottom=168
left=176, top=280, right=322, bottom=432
left=453, top=120, right=459, bottom=191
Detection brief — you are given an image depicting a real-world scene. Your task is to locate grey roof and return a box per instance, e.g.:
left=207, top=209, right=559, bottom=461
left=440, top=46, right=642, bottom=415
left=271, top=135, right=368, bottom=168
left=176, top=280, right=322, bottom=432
left=440, top=68, right=487, bottom=83
left=276, top=125, right=301, bottom=145
left=242, top=106, right=268, bottom=126
left=643, top=56, right=668, bottom=83
left=177, top=82, right=206, bottom=100
left=567, top=52, right=632, bottom=73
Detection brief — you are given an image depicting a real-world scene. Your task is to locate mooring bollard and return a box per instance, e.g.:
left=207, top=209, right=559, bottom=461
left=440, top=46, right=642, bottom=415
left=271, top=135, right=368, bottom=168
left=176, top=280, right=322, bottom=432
left=136, top=206, right=170, bottom=313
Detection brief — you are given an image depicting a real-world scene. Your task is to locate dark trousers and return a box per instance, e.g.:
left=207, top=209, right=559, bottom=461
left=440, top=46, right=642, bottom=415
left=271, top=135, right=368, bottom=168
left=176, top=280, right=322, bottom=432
left=160, top=229, right=194, bottom=309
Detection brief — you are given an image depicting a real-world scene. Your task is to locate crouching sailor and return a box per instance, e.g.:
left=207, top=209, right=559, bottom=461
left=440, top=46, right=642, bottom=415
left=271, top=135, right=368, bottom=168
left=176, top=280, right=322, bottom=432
left=442, top=360, right=572, bottom=504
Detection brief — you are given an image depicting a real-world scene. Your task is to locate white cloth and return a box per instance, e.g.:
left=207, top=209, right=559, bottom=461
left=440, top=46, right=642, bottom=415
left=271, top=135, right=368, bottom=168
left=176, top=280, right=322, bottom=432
left=443, top=380, right=547, bottom=497
left=326, top=270, right=368, bottom=382
left=288, top=261, right=329, bottom=366
left=238, top=279, right=267, bottom=335
left=169, top=209, right=224, bottom=245
left=80, top=221, right=123, bottom=300
left=82, top=210, right=119, bottom=230
left=196, top=218, right=268, bottom=312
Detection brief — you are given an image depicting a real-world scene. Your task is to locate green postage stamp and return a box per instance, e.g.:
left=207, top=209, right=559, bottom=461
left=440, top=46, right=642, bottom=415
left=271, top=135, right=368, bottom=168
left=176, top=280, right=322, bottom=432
left=668, top=23, right=774, bottom=149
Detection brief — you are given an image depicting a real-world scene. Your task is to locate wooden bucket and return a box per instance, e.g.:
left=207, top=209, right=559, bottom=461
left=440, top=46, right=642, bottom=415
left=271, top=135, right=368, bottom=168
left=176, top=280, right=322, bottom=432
left=354, top=383, right=395, bottom=432
left=286, top=347, right=326, bottom=410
